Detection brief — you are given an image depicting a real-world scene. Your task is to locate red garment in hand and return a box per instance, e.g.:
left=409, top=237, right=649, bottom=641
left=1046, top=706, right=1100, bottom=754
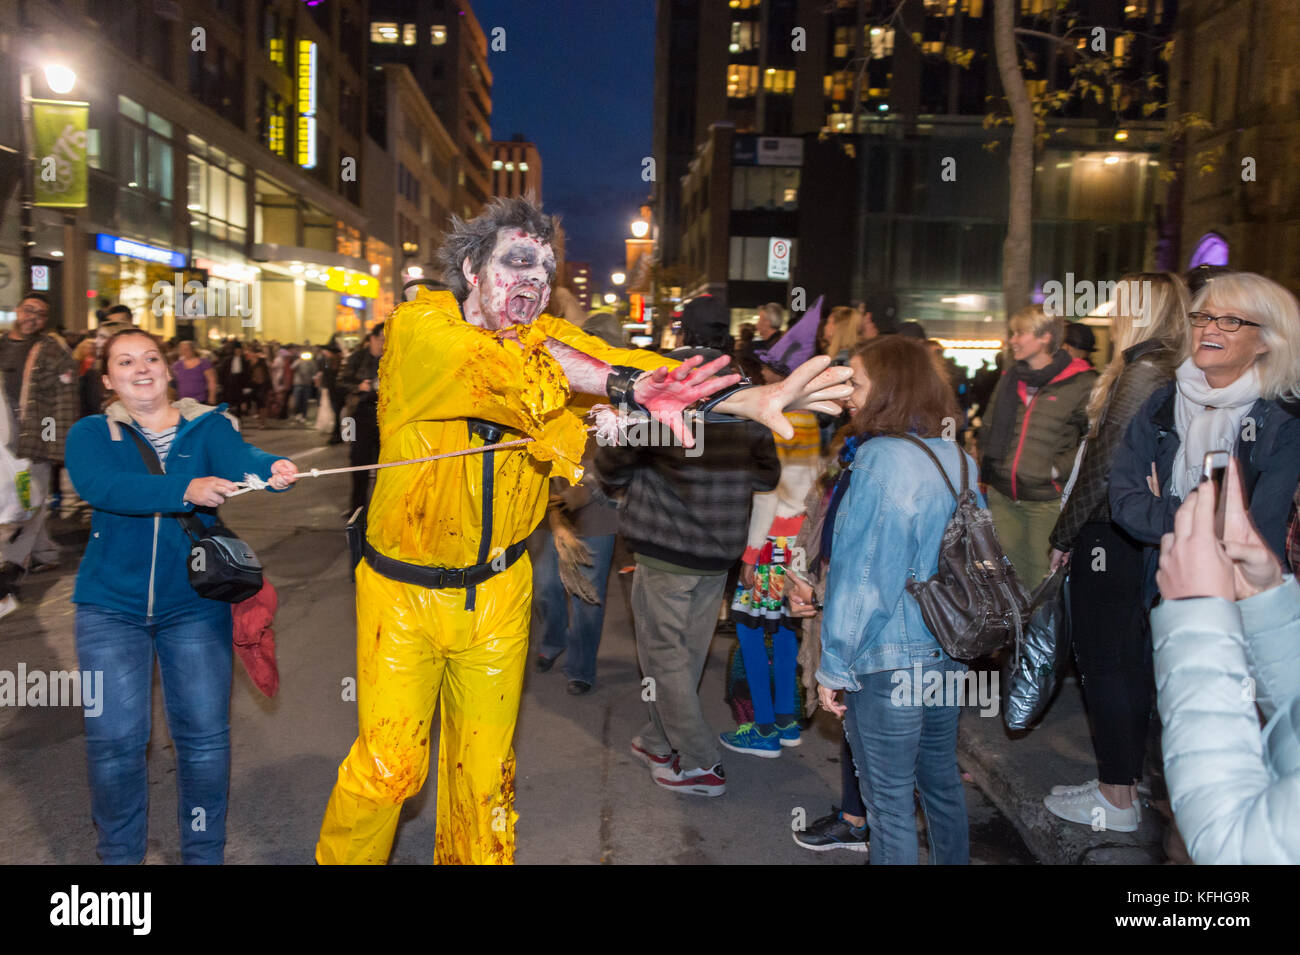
left=232, top=579, right=279, bottom=697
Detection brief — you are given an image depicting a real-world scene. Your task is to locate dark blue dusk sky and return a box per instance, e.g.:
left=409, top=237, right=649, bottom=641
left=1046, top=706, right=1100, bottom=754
left=472, top=0, right=655, bottom=297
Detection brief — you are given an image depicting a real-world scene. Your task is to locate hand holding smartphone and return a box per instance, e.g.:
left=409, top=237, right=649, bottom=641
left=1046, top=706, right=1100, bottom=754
left=1200, top=450, right=1231, bottom=539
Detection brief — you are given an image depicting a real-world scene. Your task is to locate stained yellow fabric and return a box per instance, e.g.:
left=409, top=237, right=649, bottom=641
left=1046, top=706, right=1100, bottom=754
left=367, top=289, right=675, bottom=568
left=319, top=288, right=677, bottom=864
left=315, top=559, right=529, bottom=865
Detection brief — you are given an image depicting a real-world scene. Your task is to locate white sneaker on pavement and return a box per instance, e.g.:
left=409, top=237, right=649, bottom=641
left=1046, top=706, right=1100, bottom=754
left=1049, top=778, right=1099, bottom=796
left=1043, top=786, right=1140, bottom=833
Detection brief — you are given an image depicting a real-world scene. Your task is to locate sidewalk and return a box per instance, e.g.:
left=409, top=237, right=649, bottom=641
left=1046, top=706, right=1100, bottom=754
left=957, top=670, right=1169, bottom=865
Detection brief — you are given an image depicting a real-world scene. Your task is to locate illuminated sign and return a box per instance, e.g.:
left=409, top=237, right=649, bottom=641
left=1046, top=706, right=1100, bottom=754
left=342, top=295, right=364, bottom=309
left=296, top=40, right=317, bottom=169
left=195, top=257, right=259, bottom=283
left=630, top=293, right=644, bottom=323
left=325, top=267, right=378, bottom=299
left=96, top=233, right=186, bottom=268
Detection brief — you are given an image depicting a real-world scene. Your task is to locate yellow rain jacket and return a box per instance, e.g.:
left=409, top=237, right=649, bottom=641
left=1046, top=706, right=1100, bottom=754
left=368, top=289, right=675, bottom=567
left=317, top=289, right=676, bottom=865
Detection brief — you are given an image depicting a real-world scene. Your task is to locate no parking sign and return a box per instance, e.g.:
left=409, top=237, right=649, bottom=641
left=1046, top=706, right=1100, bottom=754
left=767, top=237, right=791, bottom=280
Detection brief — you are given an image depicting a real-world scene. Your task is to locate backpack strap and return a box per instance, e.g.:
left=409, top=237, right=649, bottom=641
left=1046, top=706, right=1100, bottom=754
left=896, top=433, right=965, bottom=502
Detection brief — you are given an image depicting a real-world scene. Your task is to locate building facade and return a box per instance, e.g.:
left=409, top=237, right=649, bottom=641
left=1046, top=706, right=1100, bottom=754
left=656, top=0, right=1178, bottom=345
left=1, top=0, right=385, bottom=343
left=490, top=135, right=542, bottom=202
left=366, top=63, right=459, bottom=310
left=369, top=0, right=494, bottom=221
left=1165, top=0, right=1300, bottom=292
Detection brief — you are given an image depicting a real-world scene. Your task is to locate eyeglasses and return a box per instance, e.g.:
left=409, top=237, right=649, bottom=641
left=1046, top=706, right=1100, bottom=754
left=1189, top=311, right=1263, bottom=332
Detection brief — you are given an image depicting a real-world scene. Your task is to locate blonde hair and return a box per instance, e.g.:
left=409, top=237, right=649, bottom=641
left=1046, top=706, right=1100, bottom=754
left=1008, top=305, right=1064, bottom=353
left=824, top=305, right=859, bottom=356
left=1086, top=272, right=1191, bottom=426
left=1194, top=272, right=1300, bottom=401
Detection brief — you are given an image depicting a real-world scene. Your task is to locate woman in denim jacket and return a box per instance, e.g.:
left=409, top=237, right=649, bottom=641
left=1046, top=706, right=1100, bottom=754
left=815, top=336, right=978, bottom=865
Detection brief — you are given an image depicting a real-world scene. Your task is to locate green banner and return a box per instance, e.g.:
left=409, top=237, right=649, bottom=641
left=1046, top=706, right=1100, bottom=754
left=31, top=99, right=89, bottom=208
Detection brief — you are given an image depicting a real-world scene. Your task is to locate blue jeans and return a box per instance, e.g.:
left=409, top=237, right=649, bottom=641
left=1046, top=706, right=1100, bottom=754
left=532, top=528, right=616, bottom=686
left=843, top=657, right=970, bottom=865
left=75, top=601, right=233, bottom=864
left=292, top=383, right=312, bottom=417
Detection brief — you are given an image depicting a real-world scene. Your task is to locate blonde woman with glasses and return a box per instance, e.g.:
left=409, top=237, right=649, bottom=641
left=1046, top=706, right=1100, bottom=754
left=1111, top=271, right=1300, bottom=572
left=1040, top=273, right=1190, bottom=833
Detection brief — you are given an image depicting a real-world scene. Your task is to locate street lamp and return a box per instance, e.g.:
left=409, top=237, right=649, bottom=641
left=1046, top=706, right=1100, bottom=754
left=43, top=63, right=76, bottom=95
left=603, top=292, right=617, bottom=305
left=611, top=271, right=626, bottom=286
left=630, top=219, right=649, bottom=239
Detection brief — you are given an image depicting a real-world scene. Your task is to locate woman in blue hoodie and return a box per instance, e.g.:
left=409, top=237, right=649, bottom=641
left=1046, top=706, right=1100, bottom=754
left=65, top=328, right=298, bottom=864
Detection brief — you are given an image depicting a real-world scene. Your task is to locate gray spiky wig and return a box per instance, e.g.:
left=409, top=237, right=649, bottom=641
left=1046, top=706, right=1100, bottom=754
left=437, top=195, right=560, bottom=301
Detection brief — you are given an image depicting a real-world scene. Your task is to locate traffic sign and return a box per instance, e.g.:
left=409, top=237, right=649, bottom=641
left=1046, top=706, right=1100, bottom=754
left=767, top=237, right=791, bottom=280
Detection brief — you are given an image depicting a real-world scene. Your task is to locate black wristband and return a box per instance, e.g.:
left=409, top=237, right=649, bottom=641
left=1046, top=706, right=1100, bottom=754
left=697, top=382, right=755, bottom=422
left=606, top=365, right=648, bottom=413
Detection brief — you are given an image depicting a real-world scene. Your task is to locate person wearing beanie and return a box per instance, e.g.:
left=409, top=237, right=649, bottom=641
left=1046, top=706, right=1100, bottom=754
left=1062, top=321, right=1097, bottom=366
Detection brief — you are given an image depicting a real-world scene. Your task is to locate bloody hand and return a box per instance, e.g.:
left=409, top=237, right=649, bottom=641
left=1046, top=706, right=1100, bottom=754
left=631, top=355, right=739, bottom=448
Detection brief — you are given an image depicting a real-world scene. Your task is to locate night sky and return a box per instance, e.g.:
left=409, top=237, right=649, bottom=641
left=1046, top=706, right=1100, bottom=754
left=472, top=0, right=654, bottom=299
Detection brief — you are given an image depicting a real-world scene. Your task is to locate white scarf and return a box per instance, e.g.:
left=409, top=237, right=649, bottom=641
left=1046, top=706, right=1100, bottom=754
left=1170, top=358, right=1260, bottom=499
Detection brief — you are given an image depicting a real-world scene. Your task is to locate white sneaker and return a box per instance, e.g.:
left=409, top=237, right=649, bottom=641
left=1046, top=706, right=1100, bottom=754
left=1043, top=787, right=1140, bottom=833
left=1049, top=778, right=1099, bottom=796
left=651, top=757, right=726, bottom=797
left=0, top=594, right=17, bottom=621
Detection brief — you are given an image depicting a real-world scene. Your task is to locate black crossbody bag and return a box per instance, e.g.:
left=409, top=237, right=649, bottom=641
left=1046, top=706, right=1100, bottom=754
left=124, top=426, right=263, bottom=603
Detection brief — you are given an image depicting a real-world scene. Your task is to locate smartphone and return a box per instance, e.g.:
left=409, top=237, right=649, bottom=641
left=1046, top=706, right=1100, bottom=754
left=1201, top=450, right=1231, bottom=539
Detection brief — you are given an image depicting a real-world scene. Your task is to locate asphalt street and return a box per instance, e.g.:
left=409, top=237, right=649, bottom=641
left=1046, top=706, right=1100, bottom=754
left=0, top=421, right=1033, bottom=865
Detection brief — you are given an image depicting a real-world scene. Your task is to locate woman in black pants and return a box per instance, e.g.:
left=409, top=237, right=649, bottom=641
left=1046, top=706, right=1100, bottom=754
left=1043, top=273, right=1189, bottom=832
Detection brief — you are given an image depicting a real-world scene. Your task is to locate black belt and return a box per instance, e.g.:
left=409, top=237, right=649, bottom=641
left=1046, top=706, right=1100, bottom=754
left=363, top=538, right=527, bottom=590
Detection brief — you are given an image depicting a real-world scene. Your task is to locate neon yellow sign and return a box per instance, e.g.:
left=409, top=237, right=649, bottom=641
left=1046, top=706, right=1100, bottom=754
left=296, top=40, right=317, bottom=169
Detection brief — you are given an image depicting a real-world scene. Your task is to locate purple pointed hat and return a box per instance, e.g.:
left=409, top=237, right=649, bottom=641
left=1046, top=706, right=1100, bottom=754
left=754, top=295, right=824, bottom=376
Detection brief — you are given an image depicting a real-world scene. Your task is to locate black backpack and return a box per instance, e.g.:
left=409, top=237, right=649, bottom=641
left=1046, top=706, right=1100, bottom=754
left=898, top=434, right=1030, bottom=661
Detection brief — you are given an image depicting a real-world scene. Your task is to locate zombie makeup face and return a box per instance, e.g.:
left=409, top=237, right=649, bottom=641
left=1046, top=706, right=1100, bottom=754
left=462, top=229, right=556, bottom=330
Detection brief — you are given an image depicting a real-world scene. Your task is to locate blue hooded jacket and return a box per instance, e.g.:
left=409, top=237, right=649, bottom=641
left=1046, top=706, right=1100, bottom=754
left=65, top=398, right=286, bottom=618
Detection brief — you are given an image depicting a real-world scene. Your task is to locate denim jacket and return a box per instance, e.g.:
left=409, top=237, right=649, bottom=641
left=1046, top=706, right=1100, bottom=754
left=816, top=435, right=982, bottom=691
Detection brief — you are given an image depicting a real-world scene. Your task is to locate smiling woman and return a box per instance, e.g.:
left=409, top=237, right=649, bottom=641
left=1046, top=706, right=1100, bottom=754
left=1110, top=272, right=1300, bottom=578
left=62, top=327, right=298, bottom=865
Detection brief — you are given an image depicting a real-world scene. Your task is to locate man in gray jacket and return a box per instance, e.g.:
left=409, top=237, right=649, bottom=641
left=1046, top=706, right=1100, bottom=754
left=597, top=296, right=781, bottom=797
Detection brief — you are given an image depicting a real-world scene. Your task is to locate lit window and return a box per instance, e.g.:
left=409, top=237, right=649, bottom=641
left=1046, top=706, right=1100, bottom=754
left=371, top=22, right=399, bottom=43
left=431, top=25, right=447, bottom=45
left=762, top=69, right=795, bottom=94
left=519, top=162, right=528, bottom=171
left=727, top=64, right=759, bottom=98
left=492, top=159, right=503, bottom=170
left=505, top=162, right=515, bottom=171
left=402, top=24, right=416, bottom=46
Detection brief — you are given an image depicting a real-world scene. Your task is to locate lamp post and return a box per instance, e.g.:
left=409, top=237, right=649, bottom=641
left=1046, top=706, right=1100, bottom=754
left=17, top=53, right=78, bottom=306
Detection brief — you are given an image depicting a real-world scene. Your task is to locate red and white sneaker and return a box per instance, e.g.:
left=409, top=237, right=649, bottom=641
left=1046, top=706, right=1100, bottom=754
left=651, top=757, right=726, bottom=797
left=629, top=740, right=674, bottom=770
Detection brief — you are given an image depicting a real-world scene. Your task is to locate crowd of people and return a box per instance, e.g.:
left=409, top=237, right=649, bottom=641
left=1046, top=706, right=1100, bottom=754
left=0, top=300, right=385, bottom=619
left=538, top=266, right=1300, bottom=865
left=5, top=194, right=1298, bottom=865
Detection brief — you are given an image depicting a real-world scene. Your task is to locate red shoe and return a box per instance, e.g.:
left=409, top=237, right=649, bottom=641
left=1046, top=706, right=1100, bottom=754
left=651, top=757, right=726, bottom=797
left=629, top=740, right=673, bottom=770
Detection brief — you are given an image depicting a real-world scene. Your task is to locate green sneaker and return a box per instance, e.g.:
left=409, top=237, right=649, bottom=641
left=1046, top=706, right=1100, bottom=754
left=719, top=722, right=782, bottom=759
left=775, top=719, right=802, bottom=747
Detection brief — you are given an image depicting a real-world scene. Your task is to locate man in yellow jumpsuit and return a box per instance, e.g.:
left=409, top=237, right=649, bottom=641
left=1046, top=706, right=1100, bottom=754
left=316, top=198, right=848, bottom=864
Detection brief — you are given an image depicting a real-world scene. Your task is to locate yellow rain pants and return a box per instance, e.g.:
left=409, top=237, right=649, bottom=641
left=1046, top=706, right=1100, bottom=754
left=316, top=289, right=673, bottom=865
